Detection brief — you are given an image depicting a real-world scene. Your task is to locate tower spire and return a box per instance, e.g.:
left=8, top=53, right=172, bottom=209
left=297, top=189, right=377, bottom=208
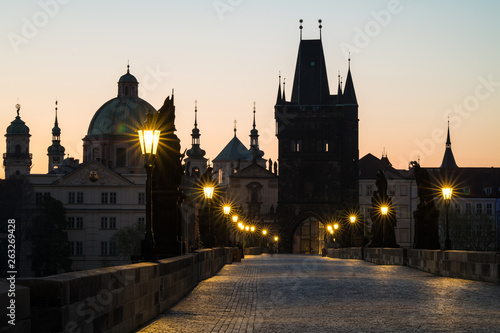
left=299, top=19, right=303, bottom=40
left=282, top=78, right=286, bottom=101
left=276, top=72, right=282, bottom=104
left=252, top=101, right=257, bottom=129
left=318, top=19, right=322, bottom=40
left=440, top=119, right=458, bottom=168
left=233, top=119, right=237, bottom=137
left=194, top=100, right=198, bottom=128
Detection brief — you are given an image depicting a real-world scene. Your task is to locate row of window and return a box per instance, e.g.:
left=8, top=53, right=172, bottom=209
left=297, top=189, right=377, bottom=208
left=67, top=217, right=145, bottom=229
left=35, top=192, right=146, bottom=205
left=68, top=241, right=115, bottom=256
left=363, top=185, right=408, bottom=197
left=290, top=140, right=330, bottom=153
left=455, top=203, right=493, bottom=215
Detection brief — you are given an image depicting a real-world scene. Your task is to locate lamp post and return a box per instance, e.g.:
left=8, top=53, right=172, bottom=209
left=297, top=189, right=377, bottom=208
left=442, top=186, right=453, bottom=250
left=138, top=110, right=161, bottom=261
left=274, top=236, right=279, bottom=254
left=223, top=205, right=231, bottom=246
left=349, top=215, right=356, bottom=247
left=381, top=205, right=388, bottom=247
left=204, top=185, right=214, bottom=247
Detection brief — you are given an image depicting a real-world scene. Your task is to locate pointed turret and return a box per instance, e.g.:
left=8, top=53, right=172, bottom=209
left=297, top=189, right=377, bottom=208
left=342, top=58, right=357, bottom=105
left=440, top=121, right=458, bottom=169
left=276, top=74, right=282, bottom=104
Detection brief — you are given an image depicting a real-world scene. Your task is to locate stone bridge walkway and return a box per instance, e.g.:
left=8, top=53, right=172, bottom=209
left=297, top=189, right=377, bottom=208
left=137, top=254, right=500, bottom=332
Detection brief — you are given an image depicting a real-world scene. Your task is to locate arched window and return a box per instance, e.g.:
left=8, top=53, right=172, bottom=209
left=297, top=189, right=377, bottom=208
left=125, top=86, right=129, bottom=96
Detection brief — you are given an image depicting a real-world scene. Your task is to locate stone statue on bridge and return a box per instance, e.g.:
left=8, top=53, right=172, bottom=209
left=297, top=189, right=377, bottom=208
left=411, top=161, right=440, bottom=249
left=368, top=169, right=399, bottom=248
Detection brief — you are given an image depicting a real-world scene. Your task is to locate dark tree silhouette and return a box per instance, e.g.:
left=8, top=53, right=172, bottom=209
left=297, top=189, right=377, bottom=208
left=27, top=195, right=71, bottom=277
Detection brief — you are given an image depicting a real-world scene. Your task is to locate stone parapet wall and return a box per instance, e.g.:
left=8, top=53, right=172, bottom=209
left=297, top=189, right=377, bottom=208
left=407, top=249, right=500, bottom=284
left=14, top=247, right=234, bottom=333
left=363, top=248, right=407, bottom=266
left=243, top=247, right=262, bottom=255
left=326, top=247, right=363, bottom=259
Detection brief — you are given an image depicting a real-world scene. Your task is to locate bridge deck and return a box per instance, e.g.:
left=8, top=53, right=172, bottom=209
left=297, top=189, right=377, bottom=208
left=137, top=254, right=500, bottom=332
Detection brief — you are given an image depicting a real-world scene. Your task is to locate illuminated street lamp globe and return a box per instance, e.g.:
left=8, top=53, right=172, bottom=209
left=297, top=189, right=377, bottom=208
left=232, top=215, right=238, bottom=223
left=223, top=205, right=231, bottom=215
left=349, top=215, right=356, bottom=223
left=380, top=206, right=389, bottom=216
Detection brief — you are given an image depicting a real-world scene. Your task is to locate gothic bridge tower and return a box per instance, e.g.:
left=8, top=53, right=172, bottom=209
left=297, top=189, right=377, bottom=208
left=275, top=21, right=359, bottom=253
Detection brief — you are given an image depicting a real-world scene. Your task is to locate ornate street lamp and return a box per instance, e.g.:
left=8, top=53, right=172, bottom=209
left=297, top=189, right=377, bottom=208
left=138, top=110, right=161, bottom=261
left=349, top=215, right=356, bottom=246
left=381, top=205, right=388, bottom=247
left=223, top=205, right=231, bottom=245
left=204, top=184, right=215, bottom=247
left=274, top=236, right=279, bottom=254
left=442, top=186, right=453, bottom=250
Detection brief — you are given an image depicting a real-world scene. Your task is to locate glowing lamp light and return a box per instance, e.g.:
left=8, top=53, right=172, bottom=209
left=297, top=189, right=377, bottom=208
left=327, top=225, right=333, bottom=232
left=334, top=223, right=339, bottom=230
left=274, top=236, right=279, bottom=242
left=245, top=226, right=250, bottom=232
left=250, top=226, right=255, bottom=232
left=442, top=187, right=453, bottom=200
left=138, top=129, right=161, bottom=155
left=238, top=223, right=244, bottom=230
left=381, top=206, right=389, bottom=216
left=350, top=215, right=356, bottom=223
left=232, top=215, right=238, bottom=223
left=223, top=205, right=231, bottom=215
left=262, top=229, right=267, bottom=235
left=203, top=186, right=214, bottom=199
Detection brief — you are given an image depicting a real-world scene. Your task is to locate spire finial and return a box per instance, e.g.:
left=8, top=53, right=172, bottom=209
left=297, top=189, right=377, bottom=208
left=252, top=101, right=256, bottom=129
left=299, top=19, right=303, bottom=40
left=15, top=103, right=20, bottom=117
left=194, top=100, right=198, bottom=128
left=55, top=100, right=59, bottom=125
left=233, top=119, right=237, bottom=137
left=283, top=77, right=286, bottom=101
left=348, top=52, right=351, bottom=69
left=127, top=60, right=130, bottom=73
left=318, top=19, right=322, bottom=40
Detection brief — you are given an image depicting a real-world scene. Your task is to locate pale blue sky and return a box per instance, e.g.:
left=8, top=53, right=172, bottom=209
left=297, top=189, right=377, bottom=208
left=1, top=0, right=500, bottom=175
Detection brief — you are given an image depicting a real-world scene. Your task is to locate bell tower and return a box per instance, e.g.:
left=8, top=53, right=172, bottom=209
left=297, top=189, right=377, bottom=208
left=4, top=104, right=32, bottom=178
left=47, top=101, right=66, bottom=172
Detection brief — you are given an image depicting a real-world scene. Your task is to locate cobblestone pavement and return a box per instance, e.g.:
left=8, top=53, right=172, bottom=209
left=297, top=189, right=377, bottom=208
left=137, top=254, right=500, bottom=333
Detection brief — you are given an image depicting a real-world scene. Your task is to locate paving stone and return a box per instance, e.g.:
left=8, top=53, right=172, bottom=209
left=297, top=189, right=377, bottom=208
left=136, top=254, right=500, bottom=332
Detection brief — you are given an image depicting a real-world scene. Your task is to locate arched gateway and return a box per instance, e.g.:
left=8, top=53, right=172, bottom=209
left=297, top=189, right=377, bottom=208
left=292, top=216, right=327, bottom=254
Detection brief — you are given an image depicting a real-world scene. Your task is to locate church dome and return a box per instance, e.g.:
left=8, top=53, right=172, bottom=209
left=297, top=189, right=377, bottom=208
left=119, top=71, right=138, bottom=83
left=86, top=96, right=156, bottom=137
left=7, top=105, right=30, bottom=135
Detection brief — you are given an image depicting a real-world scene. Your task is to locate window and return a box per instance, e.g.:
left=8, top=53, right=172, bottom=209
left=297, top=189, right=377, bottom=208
left=109, top=217, right=117, bottom=229
left=485, top=187, right=492, bottom=196
left=455, top=204, right=461, bottom=215
left=219, top=169, right=223, bottom=184
left=486, top=203, right=492, bottom=215
left=291, top=140, right=302, bottom=152
left=101, top=217, right=108, bottom=229
left=110, top=192, right=117, bottom=204
left=101, top=242, right=116, bottom=256
left=389, top=185, right=396, bottom=196
left=138, top=193, right=145, bottom=204
left=69, top=241, right=83, bottom=256
left=68, top=192, right=75, bottom=204
left=76, top=192, right=83, bottom=204
left=317, top=140, right=329, bottom=152
left=366, top=185, right=373, bottom=196
left=400, top=185, right=408, bottom=196
left=68, top=217, right=75, bottom=229
left=116, top=148, right=126, bottom=167
left=101, top=192, right=108, bottom=204
left=465, top=203, right=472, bottom=215
left=35, top=192, right=44, bottom=204
left=137, top=217, right=145, bottom=225
left=92, top=148, right=100, bottom=161
left=76, top=217, right=83, bottom=229
left=476, top=203, right=482, bottom=215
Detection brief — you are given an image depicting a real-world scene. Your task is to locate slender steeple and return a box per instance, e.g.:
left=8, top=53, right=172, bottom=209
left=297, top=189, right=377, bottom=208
left=186, top=100, right=206, bottom=159
left=47, top=100, right=65, bottom=172
left=440, top=120, right=458, bottom=168
left=342, top=56, right=357, bottom=105
left=337, top=71, right=342, bottom=97
left=276, top=73, right=282, bottom=104
left=250, top=102, right=259, bottom=149
left=282, top=78, right=286, bottom=102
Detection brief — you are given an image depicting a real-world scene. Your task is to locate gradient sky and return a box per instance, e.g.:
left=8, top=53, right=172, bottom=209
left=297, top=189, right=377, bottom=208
left=1, top=0, right=500, bottom=176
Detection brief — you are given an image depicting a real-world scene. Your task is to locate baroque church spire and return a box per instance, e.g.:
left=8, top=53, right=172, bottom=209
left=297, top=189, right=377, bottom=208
left=440, top=120, right=458, bottom=169
left=47, top=100, right=65, bottom=172
left=343, top=56, right=357, bottom=105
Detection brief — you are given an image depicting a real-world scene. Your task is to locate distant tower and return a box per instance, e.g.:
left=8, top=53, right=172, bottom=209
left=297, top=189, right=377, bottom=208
left=47, top=101, right=66, bottom=172
left=249, top=102, right=264, bottom=162
left=440, top=120, right=458, bottom=168
left=184, top=101, right=208, bottom=177
left=275, top=21, right=359, bottom=252
left=4, top=104, right=32, bottom=178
